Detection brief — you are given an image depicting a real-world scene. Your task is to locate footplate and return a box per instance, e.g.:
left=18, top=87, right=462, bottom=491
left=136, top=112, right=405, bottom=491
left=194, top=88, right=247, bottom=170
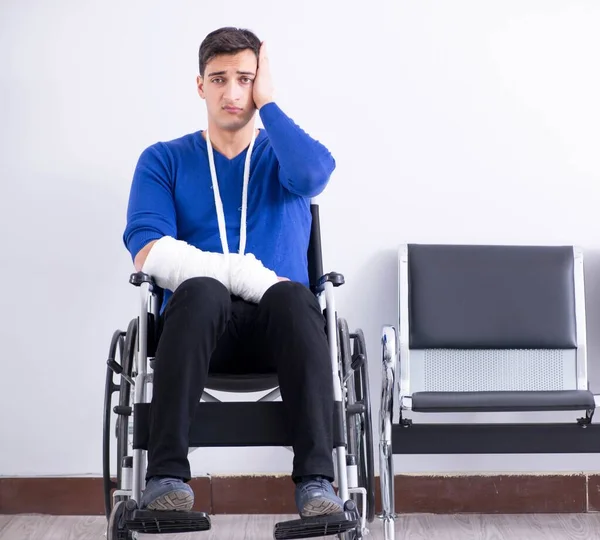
left=126, top=509, right=211, bottom=534
left=273, top=511, right=359, bottom=539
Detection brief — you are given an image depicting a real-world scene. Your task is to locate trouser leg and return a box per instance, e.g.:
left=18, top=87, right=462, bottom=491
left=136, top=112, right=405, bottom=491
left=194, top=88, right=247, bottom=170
left=250, top=281, right=335, bottom=482
left=146, top=277, right=231, bottom=481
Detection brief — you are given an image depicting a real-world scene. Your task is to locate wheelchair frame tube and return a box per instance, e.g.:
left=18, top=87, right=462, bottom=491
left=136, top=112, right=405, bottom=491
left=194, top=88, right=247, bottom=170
left=380, top=325, right=397, bottom=540
left=323, top=281, right=349, bottom=504
left=132, top=281, right=151, bottom=504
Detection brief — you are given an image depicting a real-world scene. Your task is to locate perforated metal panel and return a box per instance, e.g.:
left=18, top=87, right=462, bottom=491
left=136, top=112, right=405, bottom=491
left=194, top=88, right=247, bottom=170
left=408, top=349, right=578, bottom=393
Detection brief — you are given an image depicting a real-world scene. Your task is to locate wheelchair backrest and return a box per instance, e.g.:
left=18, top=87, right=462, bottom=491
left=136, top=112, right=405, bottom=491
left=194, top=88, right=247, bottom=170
left=308, top=203, right=324, bottom=292
left=398, top=243, right=587, bottom=397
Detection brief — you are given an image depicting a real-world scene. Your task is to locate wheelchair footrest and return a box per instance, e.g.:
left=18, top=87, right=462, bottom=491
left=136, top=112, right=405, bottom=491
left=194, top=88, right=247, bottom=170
left=273, top=511, right=359, bottom=539
left=126, top=509, right=211, bottom=534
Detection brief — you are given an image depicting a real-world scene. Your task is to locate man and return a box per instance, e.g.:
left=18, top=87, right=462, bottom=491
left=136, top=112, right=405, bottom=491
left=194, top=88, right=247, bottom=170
left=122, top=27, right=343, bottom=518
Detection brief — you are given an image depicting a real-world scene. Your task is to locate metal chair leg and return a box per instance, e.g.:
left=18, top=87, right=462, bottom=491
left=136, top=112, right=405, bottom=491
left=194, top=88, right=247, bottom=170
left=380, top=326, right=397, bottom=540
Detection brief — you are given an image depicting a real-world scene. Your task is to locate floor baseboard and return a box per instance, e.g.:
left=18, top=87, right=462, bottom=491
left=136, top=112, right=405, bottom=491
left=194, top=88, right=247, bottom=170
left=1, top=474, right=599, bottom=515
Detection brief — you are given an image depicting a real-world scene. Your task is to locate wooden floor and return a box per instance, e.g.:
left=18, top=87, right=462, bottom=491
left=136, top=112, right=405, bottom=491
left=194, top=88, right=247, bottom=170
left=2, top=513, right=600, bottom=539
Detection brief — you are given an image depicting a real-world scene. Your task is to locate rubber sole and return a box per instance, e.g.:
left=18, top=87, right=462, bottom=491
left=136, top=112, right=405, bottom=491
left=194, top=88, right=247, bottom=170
left=145, top=490, right=194, bottom=511
left=300, top=497, right=344, bottom=517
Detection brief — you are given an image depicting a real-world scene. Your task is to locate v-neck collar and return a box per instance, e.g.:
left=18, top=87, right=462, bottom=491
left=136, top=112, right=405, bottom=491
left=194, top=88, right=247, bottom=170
left=197, top=129, right=265, bottom=162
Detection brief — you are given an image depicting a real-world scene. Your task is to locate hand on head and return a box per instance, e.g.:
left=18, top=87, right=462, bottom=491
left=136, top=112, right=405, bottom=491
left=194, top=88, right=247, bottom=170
left=253, top=42, right=274, bottom=110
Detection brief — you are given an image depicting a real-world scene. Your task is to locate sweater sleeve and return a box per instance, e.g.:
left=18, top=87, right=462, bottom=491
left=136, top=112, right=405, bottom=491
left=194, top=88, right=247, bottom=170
left=122, top=143, right=177, bottom=261
left=259, top=102, right=335, bottom=198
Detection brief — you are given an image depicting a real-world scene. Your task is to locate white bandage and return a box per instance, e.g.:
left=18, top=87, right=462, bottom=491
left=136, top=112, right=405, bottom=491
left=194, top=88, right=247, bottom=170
left=141, top=236, right=231, bottom=292
left=141, top=236, right=280, bottom=303
left=229, top=252, right=279, bottom=304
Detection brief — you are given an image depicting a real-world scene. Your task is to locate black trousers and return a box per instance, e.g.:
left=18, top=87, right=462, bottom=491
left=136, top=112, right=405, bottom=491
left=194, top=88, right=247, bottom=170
left=146, top=277, right=335, bottom=483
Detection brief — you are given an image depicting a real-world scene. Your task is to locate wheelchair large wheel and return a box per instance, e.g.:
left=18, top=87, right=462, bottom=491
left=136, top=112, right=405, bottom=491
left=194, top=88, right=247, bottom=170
left=107, top=500, right=133, bottom=540
left=338, top=319, right=376, bottom=526
left=103, top=318, right=137, bottom=519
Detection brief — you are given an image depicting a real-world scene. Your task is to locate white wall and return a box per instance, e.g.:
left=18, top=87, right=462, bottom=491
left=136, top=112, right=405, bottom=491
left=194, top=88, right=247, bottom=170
left=1, top=0, right=599, bottom=477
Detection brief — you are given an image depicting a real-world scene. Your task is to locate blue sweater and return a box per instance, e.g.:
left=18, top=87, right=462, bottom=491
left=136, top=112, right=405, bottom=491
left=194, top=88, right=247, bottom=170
left=123, top=102, right=335, bottom=300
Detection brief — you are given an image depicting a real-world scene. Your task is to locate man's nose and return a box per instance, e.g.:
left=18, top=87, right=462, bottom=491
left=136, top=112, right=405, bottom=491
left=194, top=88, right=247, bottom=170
left=223, top=80, right=242, bottom=101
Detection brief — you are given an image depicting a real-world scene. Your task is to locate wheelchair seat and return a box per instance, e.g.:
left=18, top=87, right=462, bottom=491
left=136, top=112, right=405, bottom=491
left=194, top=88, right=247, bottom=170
left=149, top=358, right=279, bottom=394
left=205, top=372, right=279, bottom=393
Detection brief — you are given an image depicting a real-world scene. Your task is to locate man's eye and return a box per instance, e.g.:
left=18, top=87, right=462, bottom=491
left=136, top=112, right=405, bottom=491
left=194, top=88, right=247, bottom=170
left=212, top=78, right=223, bottom=83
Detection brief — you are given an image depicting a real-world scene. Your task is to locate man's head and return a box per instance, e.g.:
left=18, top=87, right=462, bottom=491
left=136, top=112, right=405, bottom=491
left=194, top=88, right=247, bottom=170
left=197, top=27, right=261, bottom=132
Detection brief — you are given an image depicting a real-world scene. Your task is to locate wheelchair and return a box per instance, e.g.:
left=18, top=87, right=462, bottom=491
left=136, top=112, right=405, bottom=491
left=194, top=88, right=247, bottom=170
left=379, top=243, right=600, bottom=540
left=103, top=204, right=375, bottom=539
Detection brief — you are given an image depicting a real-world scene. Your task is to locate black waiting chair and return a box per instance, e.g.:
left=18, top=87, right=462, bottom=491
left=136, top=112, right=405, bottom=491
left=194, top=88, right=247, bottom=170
left=379, top=243, right=600, bottom=540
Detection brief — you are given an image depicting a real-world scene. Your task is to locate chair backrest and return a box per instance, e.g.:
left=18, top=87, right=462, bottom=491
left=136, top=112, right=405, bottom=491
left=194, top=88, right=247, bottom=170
left=308, top=203, right=324, bottom=292
left=398, top=244, right=587, bottom=396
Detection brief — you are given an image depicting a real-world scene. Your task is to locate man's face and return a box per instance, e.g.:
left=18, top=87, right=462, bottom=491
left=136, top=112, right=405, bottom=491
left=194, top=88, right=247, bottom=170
left=197, top=49, right=257, bottom=132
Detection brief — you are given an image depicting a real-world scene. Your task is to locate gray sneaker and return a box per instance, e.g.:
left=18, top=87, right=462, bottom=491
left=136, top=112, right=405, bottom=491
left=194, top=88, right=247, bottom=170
left=140, top=477, right=194, bottom=511
left=295, top=476, right=344, bottom=518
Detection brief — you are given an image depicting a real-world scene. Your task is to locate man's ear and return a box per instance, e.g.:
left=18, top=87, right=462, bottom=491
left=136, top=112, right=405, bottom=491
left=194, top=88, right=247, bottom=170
left=196, top=75, right=205, bottom=99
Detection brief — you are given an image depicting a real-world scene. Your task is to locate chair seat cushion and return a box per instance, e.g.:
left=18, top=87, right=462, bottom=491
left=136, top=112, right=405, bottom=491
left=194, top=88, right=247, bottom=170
left=412, top=390, right=595, bottom=412
left=206, top=373, right=279, bottom=393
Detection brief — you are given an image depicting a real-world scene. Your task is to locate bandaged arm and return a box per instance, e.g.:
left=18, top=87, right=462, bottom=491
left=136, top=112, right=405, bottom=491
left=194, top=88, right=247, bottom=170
left=125, top=145, right=280, bottom=302
left=229, top=252, right=279, bottom=304
left=139, top=236, right=280, bottom=303
left=140, top=236, right=232, bottom=291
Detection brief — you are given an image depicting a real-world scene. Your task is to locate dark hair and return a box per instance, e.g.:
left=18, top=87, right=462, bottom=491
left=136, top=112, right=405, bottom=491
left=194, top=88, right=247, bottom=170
left=198, top=27, right=261, bottom=76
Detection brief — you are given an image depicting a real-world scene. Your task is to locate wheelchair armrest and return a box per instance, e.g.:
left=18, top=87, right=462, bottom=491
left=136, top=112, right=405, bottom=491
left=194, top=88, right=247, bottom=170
left=129, top=272, right=164, bottom=297
left=129, top=271, right=156, bottom=287
left=314, top=272, right=345, bottom=294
